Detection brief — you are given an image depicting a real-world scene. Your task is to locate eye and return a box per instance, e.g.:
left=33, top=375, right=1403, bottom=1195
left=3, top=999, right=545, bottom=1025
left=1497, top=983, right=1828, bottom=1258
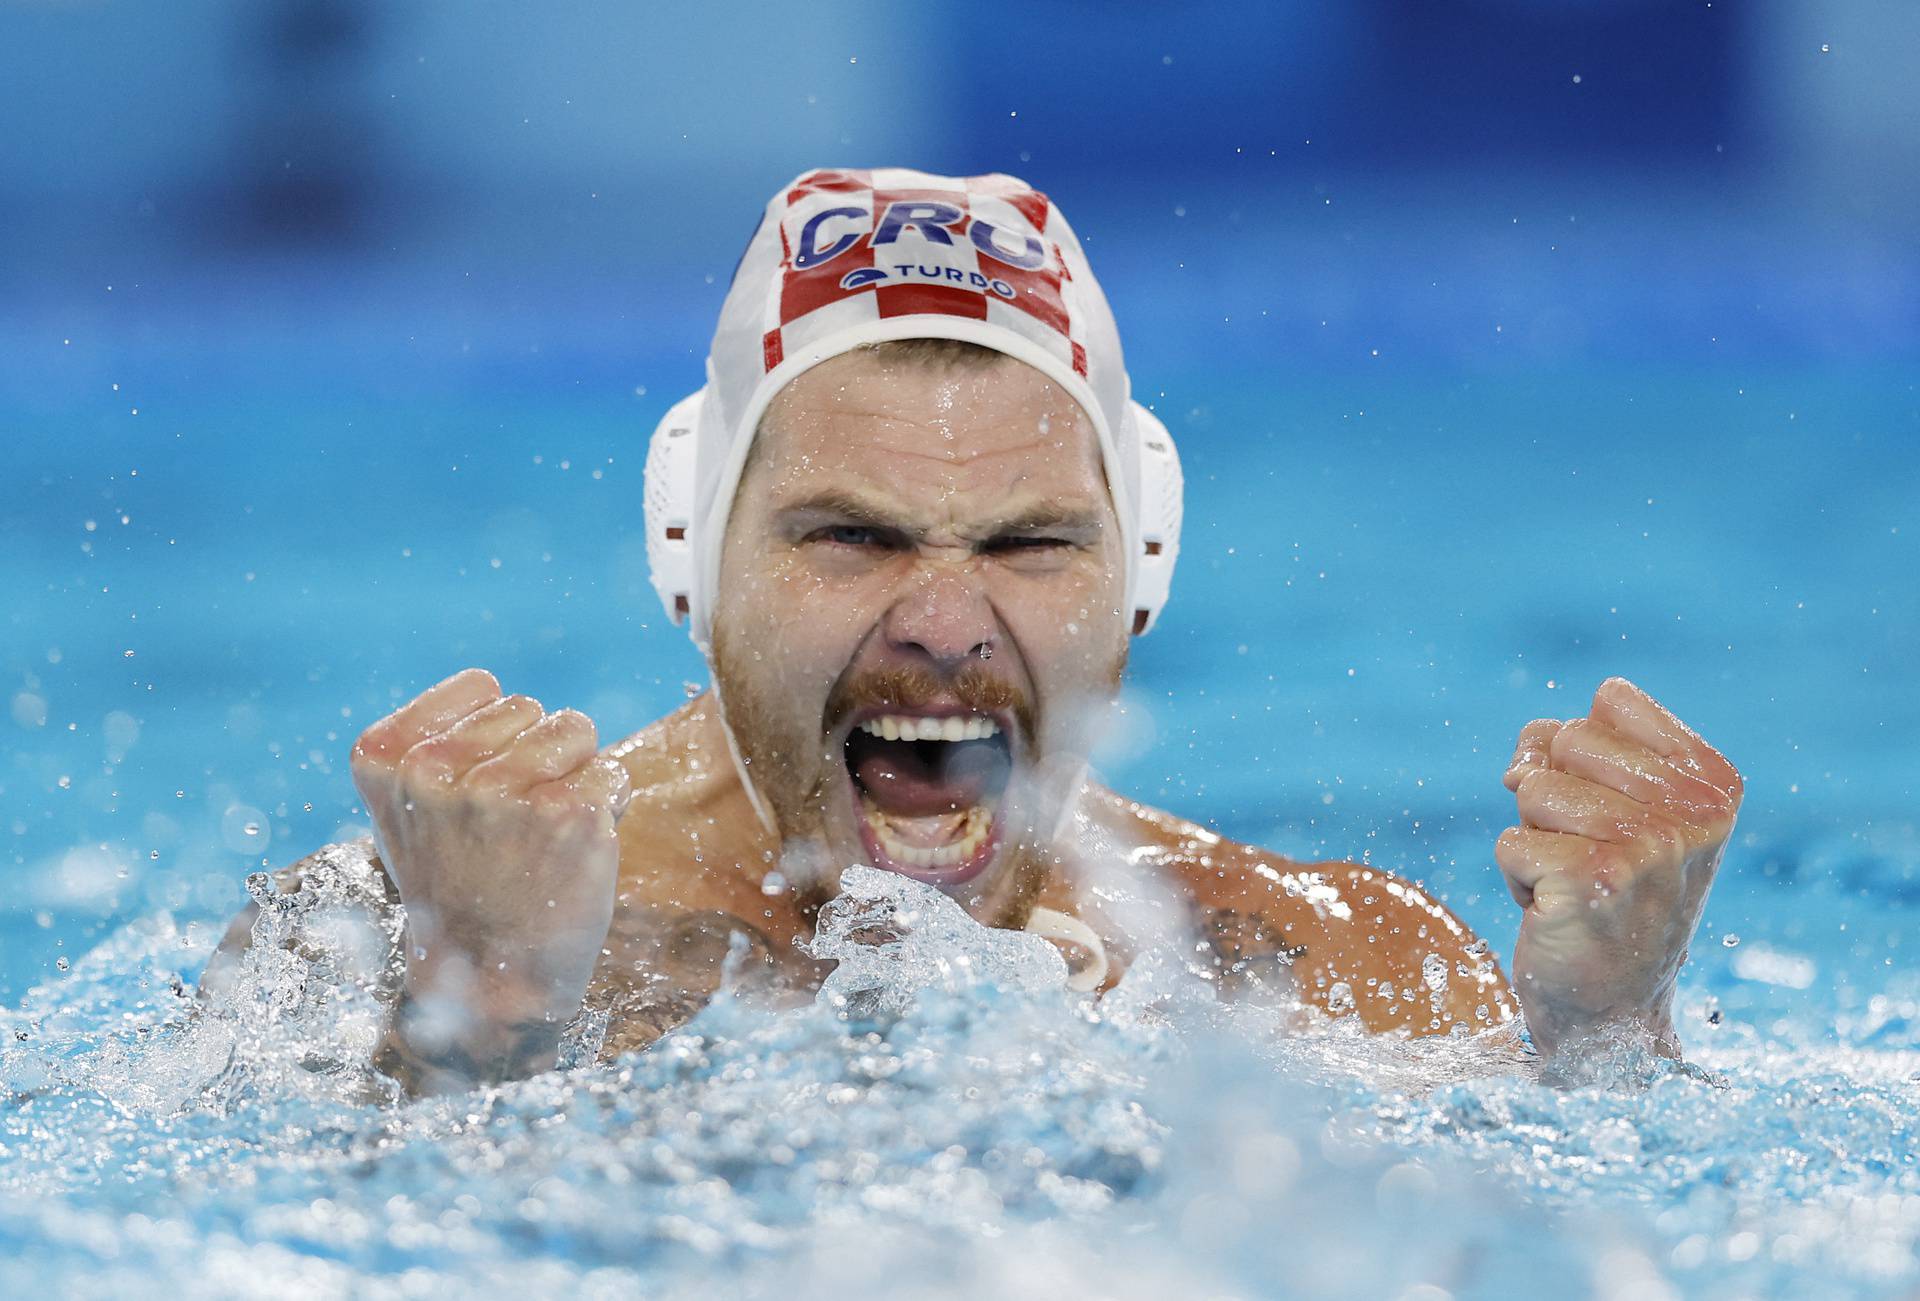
left=809, top=525, right=892, bottom=549
left=984, top=535, right=1072, bottom=554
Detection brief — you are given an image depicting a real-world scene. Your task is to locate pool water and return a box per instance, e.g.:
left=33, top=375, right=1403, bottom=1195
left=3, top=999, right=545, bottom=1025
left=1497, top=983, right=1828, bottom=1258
left=4, top=210, right=1919, bottom=1294
left=4, top=823, right=1920, bottom=1298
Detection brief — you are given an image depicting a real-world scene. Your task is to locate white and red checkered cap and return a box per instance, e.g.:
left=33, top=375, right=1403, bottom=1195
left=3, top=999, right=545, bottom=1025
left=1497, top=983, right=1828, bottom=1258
left=681, top=166, right=1140, bottom=650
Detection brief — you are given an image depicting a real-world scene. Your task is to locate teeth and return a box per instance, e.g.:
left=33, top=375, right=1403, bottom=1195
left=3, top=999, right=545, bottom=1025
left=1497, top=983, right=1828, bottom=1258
left=862, top=799, right=994, bottom=869
left=857, top=714, right=1000, bottom=742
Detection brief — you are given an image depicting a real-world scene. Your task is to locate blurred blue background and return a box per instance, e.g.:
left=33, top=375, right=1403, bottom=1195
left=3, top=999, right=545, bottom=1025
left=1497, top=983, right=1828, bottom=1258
left=3, top=1, right=1916, bottom=999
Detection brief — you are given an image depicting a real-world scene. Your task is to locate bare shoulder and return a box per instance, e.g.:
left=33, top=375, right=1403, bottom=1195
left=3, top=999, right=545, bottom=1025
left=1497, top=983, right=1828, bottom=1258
left=603, top=696, right=732, bottom=799
left=1082, top=786, right=1518, bottom=1035
left=603, top=695, right=785, bottom=907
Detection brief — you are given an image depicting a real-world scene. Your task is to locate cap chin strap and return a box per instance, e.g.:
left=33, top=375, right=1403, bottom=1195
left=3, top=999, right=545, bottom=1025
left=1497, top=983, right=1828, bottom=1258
left=1024, top=907, right=1109, bottom=992
left=708, top=678, right=780, bottom=840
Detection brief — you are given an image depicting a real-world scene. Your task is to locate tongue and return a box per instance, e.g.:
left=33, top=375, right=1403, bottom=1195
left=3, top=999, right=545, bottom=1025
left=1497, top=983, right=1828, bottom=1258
left=848, top=736, right=1004, bottom=818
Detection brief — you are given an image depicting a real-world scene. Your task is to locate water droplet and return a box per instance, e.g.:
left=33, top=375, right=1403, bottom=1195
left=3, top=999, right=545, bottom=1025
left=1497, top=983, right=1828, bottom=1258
left=1326, top=981, right=1354, bottom=1015
left=223, top=804, right=271, bottom=853
left=54, top=957, right=69, bottom=972
left=1722, top=933, right=1741, bottom=948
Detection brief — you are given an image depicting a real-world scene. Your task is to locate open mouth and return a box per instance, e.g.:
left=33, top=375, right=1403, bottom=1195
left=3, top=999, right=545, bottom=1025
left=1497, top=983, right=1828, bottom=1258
left=842, top=711, right=1014, bottom=885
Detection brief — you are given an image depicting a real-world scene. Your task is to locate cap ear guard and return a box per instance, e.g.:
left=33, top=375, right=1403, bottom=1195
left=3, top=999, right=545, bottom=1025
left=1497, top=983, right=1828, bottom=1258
left=643, top=388, right=705, bottom=627
left=642, top=389, right=1182, bottom=641
left=1127, top=400, right=1183, bottom=635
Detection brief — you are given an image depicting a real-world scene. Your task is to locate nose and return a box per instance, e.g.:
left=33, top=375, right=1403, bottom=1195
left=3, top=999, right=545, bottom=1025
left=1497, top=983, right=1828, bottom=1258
left=881, top=565, right=997, bottom=670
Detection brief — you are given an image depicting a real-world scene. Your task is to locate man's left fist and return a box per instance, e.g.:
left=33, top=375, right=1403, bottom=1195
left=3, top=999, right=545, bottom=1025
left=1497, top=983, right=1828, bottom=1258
left=1496, top=677, right=1742, bottom=1061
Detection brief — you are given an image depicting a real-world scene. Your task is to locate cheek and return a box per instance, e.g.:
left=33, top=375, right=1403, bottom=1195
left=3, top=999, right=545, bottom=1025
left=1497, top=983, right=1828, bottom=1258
left=723, top=554, right=875, bottom=688
left=997, top=565, right=1128, bottom=685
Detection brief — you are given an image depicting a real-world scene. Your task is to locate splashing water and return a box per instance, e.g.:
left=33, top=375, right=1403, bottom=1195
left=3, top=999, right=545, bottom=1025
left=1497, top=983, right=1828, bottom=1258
left=803, top=864, right=1069, bottom=1018
left=3, top=839, right=1920, bottom=1297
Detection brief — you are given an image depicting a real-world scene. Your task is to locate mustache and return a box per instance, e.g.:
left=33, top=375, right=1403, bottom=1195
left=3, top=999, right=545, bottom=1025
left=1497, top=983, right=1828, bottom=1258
left=824, top=665, right=1035, bottom=741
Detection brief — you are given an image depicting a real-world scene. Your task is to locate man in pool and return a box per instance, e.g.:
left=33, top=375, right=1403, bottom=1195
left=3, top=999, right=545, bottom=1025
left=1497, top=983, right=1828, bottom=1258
left=212, top=169, right=1743, bottom=1096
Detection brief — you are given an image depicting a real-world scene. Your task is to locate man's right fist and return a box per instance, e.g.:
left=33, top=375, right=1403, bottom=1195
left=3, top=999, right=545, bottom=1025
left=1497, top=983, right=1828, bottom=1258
left=349, top=668, right=632, bottom=1059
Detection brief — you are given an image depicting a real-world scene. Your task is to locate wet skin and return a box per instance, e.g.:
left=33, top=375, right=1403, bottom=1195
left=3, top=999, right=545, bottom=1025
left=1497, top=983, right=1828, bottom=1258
left=218, top=693, right=1516, bottom=1080
left=208, top=351, right=1740, bottom=1094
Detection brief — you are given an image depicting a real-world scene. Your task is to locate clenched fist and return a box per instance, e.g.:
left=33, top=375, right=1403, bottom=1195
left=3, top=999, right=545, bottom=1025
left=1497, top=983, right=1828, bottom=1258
left=1497, top=677, right=1742, bottom=1063
left=350, top=668, right=633, bottom=1091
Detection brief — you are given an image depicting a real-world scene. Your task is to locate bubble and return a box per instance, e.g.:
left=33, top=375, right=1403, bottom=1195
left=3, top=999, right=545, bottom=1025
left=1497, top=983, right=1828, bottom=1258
left=103, top=710, right=140, bottom=758
left=10, top=692, right=48, bottom=729
left=222, top=804, right=272, bottom=854
left=1722, top=933, right=1741, bottom=948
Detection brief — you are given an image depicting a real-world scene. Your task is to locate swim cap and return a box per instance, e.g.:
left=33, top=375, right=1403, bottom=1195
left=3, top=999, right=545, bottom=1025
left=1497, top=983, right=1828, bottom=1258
left=644, top=167, right=1182, bottom=653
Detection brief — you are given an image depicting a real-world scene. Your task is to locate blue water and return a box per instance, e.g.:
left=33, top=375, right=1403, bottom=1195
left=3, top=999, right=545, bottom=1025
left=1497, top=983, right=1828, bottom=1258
left=5, top=182, right=1920, bottom=1294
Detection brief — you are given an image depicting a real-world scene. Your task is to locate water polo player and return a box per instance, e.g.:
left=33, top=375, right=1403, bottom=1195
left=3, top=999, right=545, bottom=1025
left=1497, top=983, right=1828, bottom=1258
left=210, top=169, right=1743, bottom=1094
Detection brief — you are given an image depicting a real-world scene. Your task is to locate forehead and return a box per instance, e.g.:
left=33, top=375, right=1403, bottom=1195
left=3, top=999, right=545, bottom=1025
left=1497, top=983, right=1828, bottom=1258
left=746, top=349, right=1107, bottom=506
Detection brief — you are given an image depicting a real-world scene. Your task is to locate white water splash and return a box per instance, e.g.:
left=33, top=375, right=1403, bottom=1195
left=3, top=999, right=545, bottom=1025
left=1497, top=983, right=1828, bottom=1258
left=804, top=865, right=1070, bottom=1019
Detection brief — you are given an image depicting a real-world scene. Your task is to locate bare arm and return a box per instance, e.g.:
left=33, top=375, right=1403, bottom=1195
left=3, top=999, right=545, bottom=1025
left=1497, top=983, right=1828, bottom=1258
left=1496, top=677, right=1741, bottom=1063
left=1196, top=858, right=1518, bottom=1036
left=203, top=669, right=633, bottom=1099
left=346, top=669, right=631, bottom=1096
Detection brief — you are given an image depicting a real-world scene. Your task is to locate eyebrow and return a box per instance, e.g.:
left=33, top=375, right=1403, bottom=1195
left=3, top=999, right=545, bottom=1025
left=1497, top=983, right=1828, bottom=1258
left=774, top=489, right=1106, bottom=537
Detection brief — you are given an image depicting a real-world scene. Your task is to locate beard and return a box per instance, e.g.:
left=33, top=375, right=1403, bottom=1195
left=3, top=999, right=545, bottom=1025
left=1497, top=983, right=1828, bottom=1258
left=709, top=623, right=1122, bottom=931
